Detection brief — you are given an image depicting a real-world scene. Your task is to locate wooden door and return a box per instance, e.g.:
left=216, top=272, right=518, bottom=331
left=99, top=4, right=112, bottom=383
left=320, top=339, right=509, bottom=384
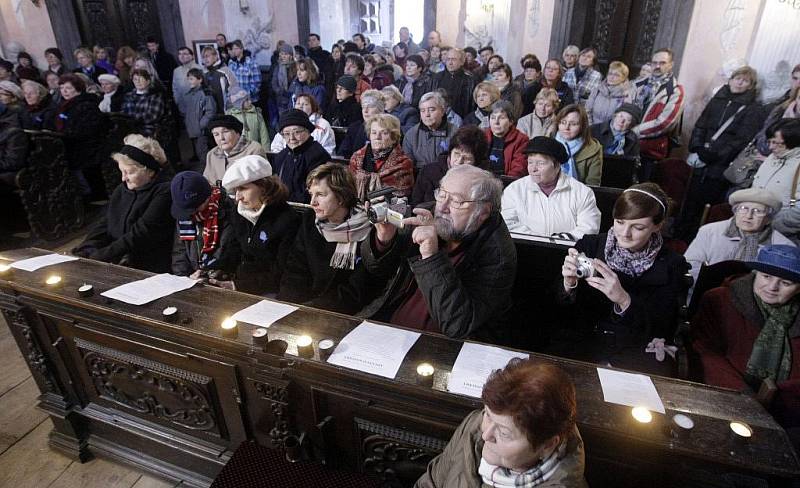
left=71, top=0, right=164, bottom=52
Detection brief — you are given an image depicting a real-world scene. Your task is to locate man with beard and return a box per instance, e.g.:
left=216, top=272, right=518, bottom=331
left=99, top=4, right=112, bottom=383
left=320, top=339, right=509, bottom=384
left=359, top=164, right=517, bottom=342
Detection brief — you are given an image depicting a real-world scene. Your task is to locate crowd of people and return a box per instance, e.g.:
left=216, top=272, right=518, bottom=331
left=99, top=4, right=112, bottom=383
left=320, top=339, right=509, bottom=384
left=2, top=27, right=800, bottom=484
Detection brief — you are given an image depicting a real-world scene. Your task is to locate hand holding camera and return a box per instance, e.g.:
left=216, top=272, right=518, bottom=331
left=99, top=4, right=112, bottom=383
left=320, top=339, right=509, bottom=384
left=562, top=249, right=630, bottom=310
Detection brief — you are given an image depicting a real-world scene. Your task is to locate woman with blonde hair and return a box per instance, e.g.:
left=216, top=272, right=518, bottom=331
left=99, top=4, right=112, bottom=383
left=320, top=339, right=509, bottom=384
left=517, top=88, right=560, bottom=138
left=73, top=47, right=107, bottom=83
left=115, top=46, right=138, bottom=85
left=463, top=81, right=501, bottom=129
left=73, top=134, right=174, bottom=272
left=349, top=113, right=414, bottom=200
left=585, top=60, right=636, bottom=125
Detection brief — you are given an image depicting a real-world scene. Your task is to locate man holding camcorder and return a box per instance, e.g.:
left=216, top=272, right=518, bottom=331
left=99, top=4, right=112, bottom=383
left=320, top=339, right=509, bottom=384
left=358, top=165, right=517, bottom=342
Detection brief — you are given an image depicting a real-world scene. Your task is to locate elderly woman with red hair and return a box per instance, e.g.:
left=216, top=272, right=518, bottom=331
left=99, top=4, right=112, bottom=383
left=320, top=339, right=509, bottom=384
left=415, top=359, right=587, bottom=488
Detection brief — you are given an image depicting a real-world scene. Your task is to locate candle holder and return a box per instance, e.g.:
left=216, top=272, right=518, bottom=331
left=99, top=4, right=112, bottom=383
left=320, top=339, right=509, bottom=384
left=221, top=317, right=238, bottom=339
left=296, top=335, right=314, bottom=358
left=669, top=413, right=694, bottom=439
left=0, top=263, right=13, bottom=279
left=162, top=306, right=178, bottom=323
left=77, top=283, right=94, bottom=297
left=45, top=275, right=63, bottom=289
left=416, top=362, right=435, bottom=388
left=266, top=339, right=288, bottom=356
left=318, top=339, right=335, bottom=361
left=631, top=406, right=653, bottom=424
left=252, top=327, right=269, bottom=350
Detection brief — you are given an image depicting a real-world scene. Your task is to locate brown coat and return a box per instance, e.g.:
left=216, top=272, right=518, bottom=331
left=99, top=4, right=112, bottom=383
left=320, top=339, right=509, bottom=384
left=414, top=410, right=588, bottom=488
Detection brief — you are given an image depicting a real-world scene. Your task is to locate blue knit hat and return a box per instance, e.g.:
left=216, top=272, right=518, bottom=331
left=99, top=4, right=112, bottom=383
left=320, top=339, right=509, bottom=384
left=747, top=245, right=800, bottom=283
left=170, top=171, right=212, bottom=220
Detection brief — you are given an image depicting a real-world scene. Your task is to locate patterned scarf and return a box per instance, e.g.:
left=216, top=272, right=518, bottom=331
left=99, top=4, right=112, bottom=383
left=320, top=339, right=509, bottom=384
left=315, top=208, right=372, bottom=269
left=638, top=74, right=671, bottom=109
left=604, top=230, right=663, bottom=277
left=555, top=133, right=582, bottom=180
left=604, top=122, right=627, bottom=156
left=723, top=217, right=772, bottom=261
left=478, top=440, right=568, bottom=488
left=745, top=295, right=798, bottom=386
left=194, top=186, right=223, bottom=255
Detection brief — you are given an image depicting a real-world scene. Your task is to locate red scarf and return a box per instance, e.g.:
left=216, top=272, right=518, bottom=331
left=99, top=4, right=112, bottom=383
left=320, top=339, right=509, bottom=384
left=193, top=187, right=223, bottom=255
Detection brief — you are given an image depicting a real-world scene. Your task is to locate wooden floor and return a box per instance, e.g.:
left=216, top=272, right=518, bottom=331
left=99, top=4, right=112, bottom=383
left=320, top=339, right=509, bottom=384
left=0, top=234, right=187, bottom=488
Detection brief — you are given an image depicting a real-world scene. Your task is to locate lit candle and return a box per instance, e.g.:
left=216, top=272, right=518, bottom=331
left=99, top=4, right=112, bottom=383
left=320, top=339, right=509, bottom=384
left=670, top=414, right=694, bottom=439
left=252, top=327, right=269, bottom=349
left=631, top=407, right=652, bottom=424
left=221, top=317, right=238, bottom=338
left=416, top=362, right=435, bottom=387
left=162, top=306, right=178, bottom=323
left=318, top=339, right=335, bottom=361
left=0, top=263, right=12, bottom=278
left=77, top=283, right=94, bottom=297
left=296, top=335, right=313, bottom=358
left=45, top=275, right=63, bottom=288
left=730, top=421, right=753, bottom=439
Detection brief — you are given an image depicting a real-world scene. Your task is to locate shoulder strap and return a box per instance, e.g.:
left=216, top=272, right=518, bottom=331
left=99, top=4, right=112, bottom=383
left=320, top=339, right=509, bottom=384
left=791, top=160, right=800, bottom=208
left=710, top=105, right=746, bottom=142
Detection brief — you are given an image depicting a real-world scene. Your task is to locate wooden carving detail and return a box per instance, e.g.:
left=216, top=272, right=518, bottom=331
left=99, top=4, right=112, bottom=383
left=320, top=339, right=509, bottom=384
left=81, top=0, right=114, bottom=47
left=5, top=308, right=59, bottom=393
left=75, top=338, right=219, bottom=434
left=253, top=379, right=294, bottom=449
left=125, top=0, right=157, bottom=47
left=592, top=0, right=616, bottom=60
left=100, top=113, right=140, bottom=196
left=16, top=131, right=84, bottom=241
left=635, top=0, right=663, bottom=66
left=358, top=418, right=444, bottom=486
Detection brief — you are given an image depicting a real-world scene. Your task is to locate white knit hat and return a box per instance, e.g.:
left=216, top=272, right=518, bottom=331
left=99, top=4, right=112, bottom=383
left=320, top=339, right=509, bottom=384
left=221, top=155, right=273, bottom=194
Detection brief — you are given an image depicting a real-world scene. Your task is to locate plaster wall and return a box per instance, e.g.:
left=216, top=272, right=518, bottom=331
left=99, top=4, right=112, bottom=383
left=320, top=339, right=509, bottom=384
left=0, top=1, right=58, bottom=69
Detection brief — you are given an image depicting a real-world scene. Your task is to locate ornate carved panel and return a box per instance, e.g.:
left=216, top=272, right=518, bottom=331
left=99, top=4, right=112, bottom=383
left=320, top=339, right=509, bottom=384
left=125, top=0, right=158, bottom=47
left=74, top=338, right=221, bottom=435
left=252, top=378, right=296, bottom=449
left=592, top=0, right=615, bottom=61
left=357, top=417, right=445, bottom=486
left=82, top=0, right=115, bottom=47
left=634, top=0, right=663, bottom=66
left=4, top=308, right=60, bottom=394
left=100, top=114, right=140, bottom=196
left=16, top=133, right=84, bottom=241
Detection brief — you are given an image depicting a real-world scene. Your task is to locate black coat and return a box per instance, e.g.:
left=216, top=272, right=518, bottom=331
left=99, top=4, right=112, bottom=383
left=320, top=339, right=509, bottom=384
left=212, top=201, right=299, bottom=295
left=431, top=68, right=476, bottom=119
left=272, top=138, right=330, bottom=203
left=151, top=49, right=179, bottom=88
left=410, top=154, right=447, bottom=206
left=73, top=65, right=108, bottom=83
left=325, top=95, right=362, bottom=128
left=278, top=209, right=379, bottom=314
left=0, top=108, right=28, bottom=173
left=359, top=211, right=517, bottom=342
left=393, top=73, right=433, bottom=110
left=689, top=86, right=762, bottom=178
left=171, top=193, right=234, bottom=276
left=339, top=120, right=367, bottom=159
left=73, top=171, right=174, bottom=272
left=556, top=233, right=689, bottom=350
left=21, top=95, right=56, bottom=131
left=54, top=92, right=105, bottom=169
left=590, top=121, right=640, bottom=159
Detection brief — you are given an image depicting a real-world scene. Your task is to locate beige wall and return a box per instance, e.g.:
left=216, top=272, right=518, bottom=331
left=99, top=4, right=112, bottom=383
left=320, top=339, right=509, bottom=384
left=0, top=1, right=57, bottom=70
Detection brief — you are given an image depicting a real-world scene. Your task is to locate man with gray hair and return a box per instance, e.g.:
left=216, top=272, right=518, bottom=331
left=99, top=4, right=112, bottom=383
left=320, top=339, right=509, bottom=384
left=431, top=47, right=476, bottom=119
left=360, top=164, right=517, bottom=341
left=403, top=91, right=458, bottom=167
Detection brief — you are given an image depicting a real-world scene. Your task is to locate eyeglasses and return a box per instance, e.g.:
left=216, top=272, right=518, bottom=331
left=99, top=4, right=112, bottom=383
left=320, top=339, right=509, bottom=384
left=281, top=129, right=308, bottom=138
left=735, top=205, right=769, bottom=217
left=434, top=187, right=485, bottom=209
left=768, top=138, right=786, bottom=147
left=559, top=120, right=580, bottom=128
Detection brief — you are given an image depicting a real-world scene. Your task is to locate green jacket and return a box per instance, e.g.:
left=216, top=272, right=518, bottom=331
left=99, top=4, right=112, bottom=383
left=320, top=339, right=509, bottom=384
left=226, top=106, right=271, bottom=148
left=415, top=410, right=588, bottom=488
left=574, top=138, right=603, bottom=186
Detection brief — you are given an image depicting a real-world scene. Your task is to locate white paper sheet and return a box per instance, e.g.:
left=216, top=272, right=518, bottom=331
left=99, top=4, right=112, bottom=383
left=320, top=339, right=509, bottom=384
left=596, top=368, right=665, bottom=414
left=326, top=321, right=421, bottom=379
left=231, top=300, right=298, bottom=327
left=448, top=343, right=530, bottom=398
left=101, top=274, right=199, bottom=306
left=10, top=254, right=79, bottom=271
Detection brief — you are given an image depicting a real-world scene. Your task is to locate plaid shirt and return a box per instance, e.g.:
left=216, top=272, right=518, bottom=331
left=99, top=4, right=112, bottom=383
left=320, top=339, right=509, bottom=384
left=563, top=67, right=603, bottom=104
left=122, top=90, right=166, bottom=136
left=228, top=56, right=262, bottom=102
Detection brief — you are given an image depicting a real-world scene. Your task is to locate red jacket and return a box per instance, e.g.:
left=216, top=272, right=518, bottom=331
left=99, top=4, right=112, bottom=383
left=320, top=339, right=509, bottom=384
left=691, top=274, right=800, bottom=428
left=483, top=126, right=529, bottom=178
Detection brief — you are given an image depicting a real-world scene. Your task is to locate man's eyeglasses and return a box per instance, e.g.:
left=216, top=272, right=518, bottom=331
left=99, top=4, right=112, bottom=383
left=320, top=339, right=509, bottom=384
left=735, top=205, right=769, bottom=217
left=434, top=187, right=485, bottom=209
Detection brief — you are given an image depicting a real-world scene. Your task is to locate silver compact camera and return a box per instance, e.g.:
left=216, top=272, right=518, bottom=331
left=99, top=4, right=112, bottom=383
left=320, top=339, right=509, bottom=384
left=574, top=253, right=597, bottom=279
left=366, top=187, right=408, bottom=228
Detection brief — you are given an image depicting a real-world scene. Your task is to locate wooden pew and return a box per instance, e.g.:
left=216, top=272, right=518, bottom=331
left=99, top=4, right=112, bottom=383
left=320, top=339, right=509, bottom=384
left=14, top=131, right=85, bottom=240
left=600, top=155, right=639, bottom=189
left=1, top=247, right=796, bottom=488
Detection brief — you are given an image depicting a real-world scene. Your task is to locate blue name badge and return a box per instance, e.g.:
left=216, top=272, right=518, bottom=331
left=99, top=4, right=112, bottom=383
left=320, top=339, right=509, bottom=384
left=259, top=230, right=268, bottom=242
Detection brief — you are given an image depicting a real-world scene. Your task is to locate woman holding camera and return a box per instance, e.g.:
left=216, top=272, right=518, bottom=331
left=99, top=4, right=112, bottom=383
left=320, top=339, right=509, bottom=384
left=278, top=163, right=379, bottom=313
left=556, top=183, right=689, bottom=375
left=349, top=113, right=415, bottom=201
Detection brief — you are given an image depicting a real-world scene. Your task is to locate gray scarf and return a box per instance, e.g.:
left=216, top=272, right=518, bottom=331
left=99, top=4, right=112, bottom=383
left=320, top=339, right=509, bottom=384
left=315, top=208, right=372, bottom=269
left=723, top=217, right=772, bottom=261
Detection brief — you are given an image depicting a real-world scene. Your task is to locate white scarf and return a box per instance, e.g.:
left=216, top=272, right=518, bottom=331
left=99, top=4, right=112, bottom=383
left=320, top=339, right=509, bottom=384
left=99, top=90, right=116, bottom=113
left=237, top=202, right=265, bottom=225
left=478, top=440, right=567, bottom=488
